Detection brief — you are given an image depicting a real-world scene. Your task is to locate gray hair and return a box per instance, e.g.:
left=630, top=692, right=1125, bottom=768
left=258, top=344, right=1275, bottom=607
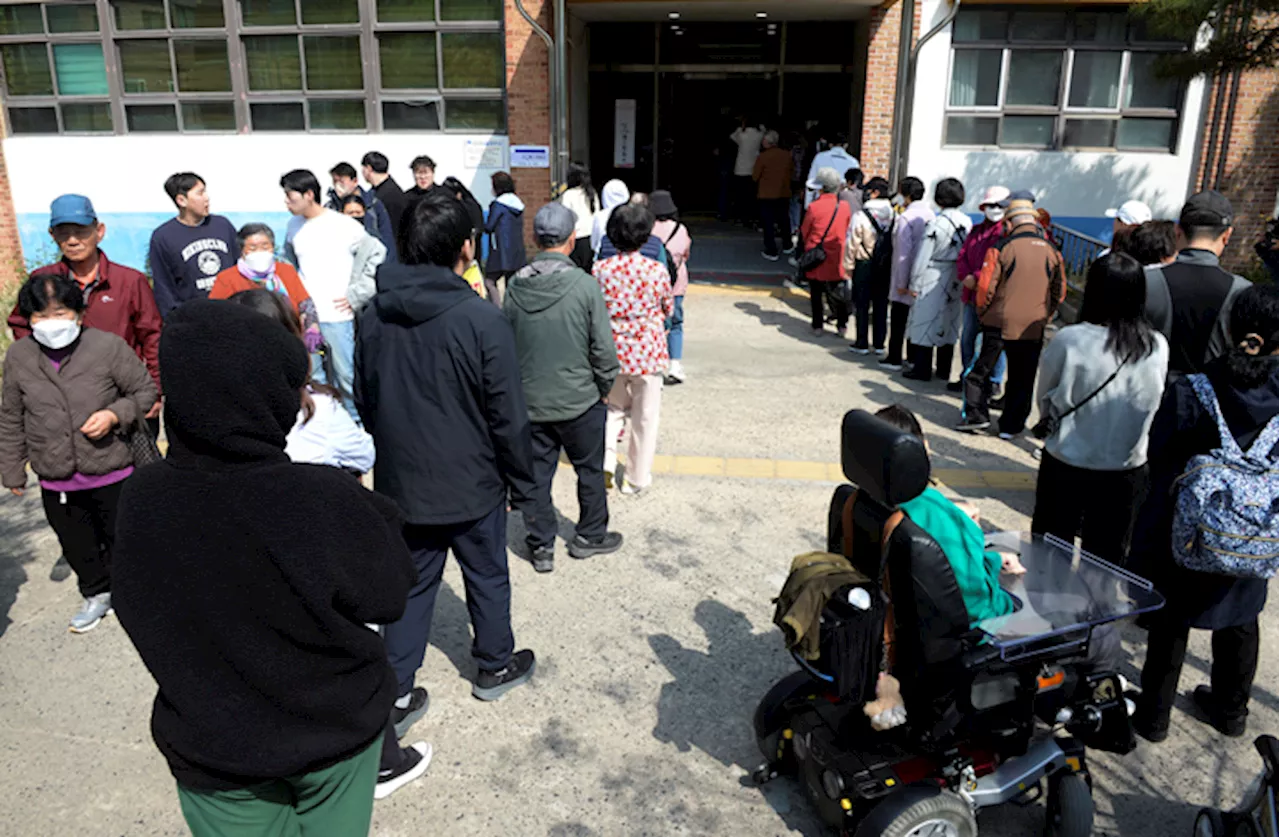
left=763, top=130, right=779, bottom=147
left=236, top=222, right=275, bottom=253
left=815, top=167, right=841, bottom=193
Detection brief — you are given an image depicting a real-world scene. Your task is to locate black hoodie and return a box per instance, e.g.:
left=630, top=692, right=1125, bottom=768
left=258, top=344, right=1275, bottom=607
left=113, top=300, right=414, bottom=790
left=356, top=261, right=536, bottom=525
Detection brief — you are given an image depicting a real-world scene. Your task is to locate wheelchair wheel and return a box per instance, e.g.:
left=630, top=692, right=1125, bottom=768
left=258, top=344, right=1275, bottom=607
left=1045, top=773, right=1093, bottom=837
left=1191, top=808, right=1226, bottom=837
left=853, top=787, right=977, bottom=837
left=753, top=670, right=817, bottom=762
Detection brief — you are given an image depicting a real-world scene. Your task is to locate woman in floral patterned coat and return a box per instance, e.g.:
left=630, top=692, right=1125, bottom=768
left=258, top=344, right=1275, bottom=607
left=592, top=203, right=674, bottom=495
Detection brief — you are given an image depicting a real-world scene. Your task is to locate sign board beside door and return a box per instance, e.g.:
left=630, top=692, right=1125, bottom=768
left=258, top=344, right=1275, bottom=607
left=614, top=99, right=636, bottom=169
left=510, top=145, right=551, bottom=168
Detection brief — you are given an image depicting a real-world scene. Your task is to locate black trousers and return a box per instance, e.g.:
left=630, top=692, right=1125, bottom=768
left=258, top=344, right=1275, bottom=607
left=810, top=282, right=848, bottom=330
left=41, top=480, right=122, bottom=598
left=524, top=401, right=609, bottom=551
left=760, top=197, right=791, bottom=256
left=1140, top=613, right=1260, bottom=725
left=1030, top=451, right=1150, bottom=565
left=852, top=264, right=889, bottom=351
left=569, top=237, right=594, bottom=272
left=734, top=175, right=756, bottom=224
left=905, top=343, right=955, bottom=382
left=382, top=501, right=514, bottom=697
left=962, top=329, right=1041, bottom=433
left=885, top=301, right=910, bottom=364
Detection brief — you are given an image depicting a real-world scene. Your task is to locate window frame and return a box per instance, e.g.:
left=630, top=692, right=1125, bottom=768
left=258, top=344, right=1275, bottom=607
left=0, top=0, right=507, bottom=135
left=944, top=5, right=1187, bottom=154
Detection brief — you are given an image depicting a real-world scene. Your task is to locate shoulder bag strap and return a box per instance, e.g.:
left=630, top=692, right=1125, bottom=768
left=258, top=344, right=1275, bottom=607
left=842, top=490, right=859, bottom=559
left=1245, top=415, right=1280, bottom=462
left=1055, top=352, right=1131, bottom=424
left=1187, top=372, right=1246, bottom=457
left=815, top=200, right=839, bottom=246
left=663, top=222, right=681, bottom=246
left=879, top=510, right=905, bottom=672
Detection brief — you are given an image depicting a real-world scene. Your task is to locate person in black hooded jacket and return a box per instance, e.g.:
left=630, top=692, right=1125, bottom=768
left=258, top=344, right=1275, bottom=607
left=356, top=192, right=538, bottom=746
left=112, top=299, right=427, bottom=833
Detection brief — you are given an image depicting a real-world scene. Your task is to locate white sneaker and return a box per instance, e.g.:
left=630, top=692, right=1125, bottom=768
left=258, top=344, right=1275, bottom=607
left=69, top=592, right=112, bottom=633
left=998, top=431, right=1016, bottom=441
left=667, top=360, right=686, bottom=383
left=375, top=741, right=432, bottom=800
left=620, top=480, right=645, bottom=495
left=762, top=252, right=780, bottom=262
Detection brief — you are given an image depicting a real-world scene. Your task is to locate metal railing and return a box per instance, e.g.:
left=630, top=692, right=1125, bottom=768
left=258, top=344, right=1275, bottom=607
left=1049, top=222, right=1108, bottom=294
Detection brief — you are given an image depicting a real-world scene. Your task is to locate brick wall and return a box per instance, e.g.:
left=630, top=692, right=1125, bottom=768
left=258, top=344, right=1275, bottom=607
left=857, top=0, right=920, bottom=179
left=505, top=0, right=554, bottom=243
left=0, top=117, right=24, bottom=290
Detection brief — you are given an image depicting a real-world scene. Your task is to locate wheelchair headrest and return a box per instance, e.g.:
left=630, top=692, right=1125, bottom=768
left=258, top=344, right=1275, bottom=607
left=840, top=410, right=931, bottom=507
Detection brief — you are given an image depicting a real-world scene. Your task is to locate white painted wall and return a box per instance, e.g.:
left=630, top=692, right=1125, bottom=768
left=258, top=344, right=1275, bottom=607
left=4, top=132, right=509, bottom=215
left=905, top=0, right=1206, bottom=223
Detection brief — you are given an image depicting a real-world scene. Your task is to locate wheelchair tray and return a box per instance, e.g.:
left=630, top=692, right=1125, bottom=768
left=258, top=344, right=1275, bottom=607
left=977, top=532, right=1164, bottom=662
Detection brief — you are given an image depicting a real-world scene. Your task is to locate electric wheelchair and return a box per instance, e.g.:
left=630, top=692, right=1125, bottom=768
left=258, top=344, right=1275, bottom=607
left=752, top=410, right=1165, bottom=836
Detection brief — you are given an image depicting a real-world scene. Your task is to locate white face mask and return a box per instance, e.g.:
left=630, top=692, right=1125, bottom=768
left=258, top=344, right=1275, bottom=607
left=243, top=250, right=275, bottom=274
left=984, top=206, right=1005, bottom=223
left=31, top=319, right=81, bottom=350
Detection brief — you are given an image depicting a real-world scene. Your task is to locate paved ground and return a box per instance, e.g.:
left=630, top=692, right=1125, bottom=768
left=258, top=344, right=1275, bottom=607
left=0, top=279, right=1274, bottom=837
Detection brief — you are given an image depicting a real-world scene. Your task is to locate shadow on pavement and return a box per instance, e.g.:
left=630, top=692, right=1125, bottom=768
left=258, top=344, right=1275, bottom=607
left=0, top=490, right=58, bottom=639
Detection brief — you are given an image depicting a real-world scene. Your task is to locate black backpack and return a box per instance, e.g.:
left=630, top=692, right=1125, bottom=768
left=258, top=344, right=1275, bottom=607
left=864, top=210, right=893, bottom=280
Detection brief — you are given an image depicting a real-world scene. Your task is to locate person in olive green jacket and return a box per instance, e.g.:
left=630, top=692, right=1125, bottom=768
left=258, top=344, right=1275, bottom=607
left=504, top=203, right=622, bottom=575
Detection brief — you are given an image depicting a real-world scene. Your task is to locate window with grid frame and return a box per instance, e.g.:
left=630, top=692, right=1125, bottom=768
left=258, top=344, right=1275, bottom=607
left=944, top=7, right=1187, bottom=152
left=1, top=0, right=506, bottom=135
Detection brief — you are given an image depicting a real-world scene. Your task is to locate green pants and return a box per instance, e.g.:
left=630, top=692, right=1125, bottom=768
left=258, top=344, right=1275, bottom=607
left=177, top=735, right=381, bottom=837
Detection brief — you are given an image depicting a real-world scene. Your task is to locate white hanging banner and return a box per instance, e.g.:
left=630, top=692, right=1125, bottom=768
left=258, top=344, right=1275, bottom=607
left=613, top=99, right=637, bottom=169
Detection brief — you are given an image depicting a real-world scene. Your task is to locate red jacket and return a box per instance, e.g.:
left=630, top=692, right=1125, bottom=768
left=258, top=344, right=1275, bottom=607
left=799, top=193, right=852, bottom=282
left=9, top=251, right=163, bottom=394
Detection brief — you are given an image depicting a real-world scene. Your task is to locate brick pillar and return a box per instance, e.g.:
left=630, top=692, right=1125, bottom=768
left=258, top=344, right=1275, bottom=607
left=505, top=0, right=554, bottom=243
left=858, top=0, right=920, bottom=179
left=0, top=132, right=24, bottom=290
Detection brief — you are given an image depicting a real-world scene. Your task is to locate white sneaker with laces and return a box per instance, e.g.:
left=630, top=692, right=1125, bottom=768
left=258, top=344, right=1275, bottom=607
left=375, top=742, right=432, bottom=800
left=69, top=592, right=112, bottom=634
left=667, top=360, right=686, bottom=383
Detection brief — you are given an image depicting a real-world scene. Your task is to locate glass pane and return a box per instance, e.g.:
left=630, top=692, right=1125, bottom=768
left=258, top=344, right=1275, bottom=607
left=127, top=103, right=179, bottom=131
left=1063, top=118, right=1116, bottom=148
left=379, top=33, right=438, bottom=89
left=1117, top=117, right=1175, bottom=149
left=1073, top=12, right=1126, bottom=43
left=303, top=36, right=363, bottom=90
left=446, top=99, right=504, bottom=131
left=46, top=4, right=101, bottom=34
left=300, top=0, right=358, bottom=24
left=1125, top=53, right=1179, bottom=109
left=113, top=0, right=167, bottom=29
left=945, top=115, right=998, bottom=145
left=53, top=44, right=109, bottom=96
left=174, top=40, right=231, bottom=92
left=441, top=0, right=501, bottom=21
left=8, top=107, right=58, bottom=134
left=441, top=33, right=502, bottom=88
left=1129, top=17, right=1184, bottom=44
left=244, top=36, right=302, bottom=90
left=251, top=102, right=305, bottom=130
left=182, top=101, right=235, bottom=130
left=949, top=49, right=1001, bottom=107
left=242, top=0, right=296, bottom=26
left=1001, top=115, right=1055, bottom=147
left=382, top=100, right=440, bottom=130
left=377, top=0, right=433, bottom=22
left=61, top=102, right=113, bottom=132
left=953, top=10, right=1006, bottom=42
left=1, top=44, right=53, bottom=95
left=119, top=40, right=174, bottom=94
left=1006, top=50, right=1062, bottom=106
left=1010, top=11, right=1066, bottom=41
left=1068, top=51, right=1121, bottom=108
left=309, top=99, right=364, bottom=129
left=170, top=0, right=225, bottom=28
left=0, top=5, right=41, bottom=35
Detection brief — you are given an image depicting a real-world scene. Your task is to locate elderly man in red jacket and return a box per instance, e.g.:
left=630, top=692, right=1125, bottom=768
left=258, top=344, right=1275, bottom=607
left=9, top=195, right=162, bottom=405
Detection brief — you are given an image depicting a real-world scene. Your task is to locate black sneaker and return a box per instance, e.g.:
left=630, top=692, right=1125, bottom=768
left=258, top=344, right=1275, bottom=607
left=1191, top=685, right=1247, bottom=737
left=50, top=554, right=72, bottom=582
left=955, top=418, right=991, bottom=433
left=946, top=380, right=964, bottom=393
left=530, top=546, right=554, bottom=574
left=391, top=687, right=429, bottom=739
left=1131, top=705, right=1170, bottom=743
left=472, top=649, right=536, bottom=701
left=989, top=395, right=1007, bottom=411
left=568, top=532, right=623, bottom=560
left=375, top=741, right=432, bottom=799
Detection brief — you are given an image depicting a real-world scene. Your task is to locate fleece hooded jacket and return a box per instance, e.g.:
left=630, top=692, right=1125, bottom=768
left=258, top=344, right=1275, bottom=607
left=112, top=300, right=414, bottom=791
left=485, top=193, right=527, bottom=274
left=505, top=252, right=619, bottom=423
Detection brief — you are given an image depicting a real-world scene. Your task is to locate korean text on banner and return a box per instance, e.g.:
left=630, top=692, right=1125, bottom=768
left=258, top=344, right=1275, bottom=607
left=614, top=99, right=636, bottom=169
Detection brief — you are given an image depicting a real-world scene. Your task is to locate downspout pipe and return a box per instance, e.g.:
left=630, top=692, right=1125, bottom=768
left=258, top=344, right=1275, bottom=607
left=513, top=0, right=559, bottom=190
left=889, top=0, right=960, bottom=185
left=554, top=0, right=569, bottom=190
left=887, top=0, right=915, bottom=187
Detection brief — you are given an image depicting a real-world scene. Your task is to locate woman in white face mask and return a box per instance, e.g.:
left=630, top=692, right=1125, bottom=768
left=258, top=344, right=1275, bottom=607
left=209, top=223, right=323, bottom=360
left=948, top=185, right=1011, bottom=394
left=0, top=274, right=158, bottom=634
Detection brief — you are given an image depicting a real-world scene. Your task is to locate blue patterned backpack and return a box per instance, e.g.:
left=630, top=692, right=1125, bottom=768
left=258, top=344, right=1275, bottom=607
left=1171, top=374, right=1279, bottom=579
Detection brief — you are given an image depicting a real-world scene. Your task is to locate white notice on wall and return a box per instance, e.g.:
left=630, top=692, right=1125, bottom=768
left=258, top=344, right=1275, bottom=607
left=614, top=99, right=636, bottom=169
left=464, top=138, right=507, bottom=169
left=510, top=145, right=551, bottom=168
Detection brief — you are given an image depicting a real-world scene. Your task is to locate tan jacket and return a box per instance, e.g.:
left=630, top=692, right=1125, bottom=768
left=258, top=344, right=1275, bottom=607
left=0, top=328, right=158, bottom=488
left=978, top=222, right=1065, bottom=341
left=842, top=199, right=893, bottom=273
left=752, top=147, right=794, bottom=200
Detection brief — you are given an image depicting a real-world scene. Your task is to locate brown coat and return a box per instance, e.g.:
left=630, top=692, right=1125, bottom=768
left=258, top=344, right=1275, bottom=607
left=978, top=222, right=1065, bottom=341
left=0, top=328, right=158, bottom=488
left=752, top=146, right=793, bottom=200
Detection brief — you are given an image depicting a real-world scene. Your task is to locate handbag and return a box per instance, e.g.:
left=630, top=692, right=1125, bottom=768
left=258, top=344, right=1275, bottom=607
left=127, top=418, right=163, bottom=467
left=1032, top=354, right=1129, bottom=440
left=796, top=203, right=840, bottom=275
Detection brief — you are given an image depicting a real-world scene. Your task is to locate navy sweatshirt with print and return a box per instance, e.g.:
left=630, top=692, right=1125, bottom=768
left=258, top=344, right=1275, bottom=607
left=149, top=215, right=238, bottom=319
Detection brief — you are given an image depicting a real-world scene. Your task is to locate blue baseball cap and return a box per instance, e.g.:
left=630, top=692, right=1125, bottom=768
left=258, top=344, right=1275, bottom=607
left=49, top=194, right=98, bottom=227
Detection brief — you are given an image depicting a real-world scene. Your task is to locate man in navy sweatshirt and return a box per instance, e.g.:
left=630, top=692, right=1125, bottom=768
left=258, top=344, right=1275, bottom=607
left=148, top=172, right=238, bottom=320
